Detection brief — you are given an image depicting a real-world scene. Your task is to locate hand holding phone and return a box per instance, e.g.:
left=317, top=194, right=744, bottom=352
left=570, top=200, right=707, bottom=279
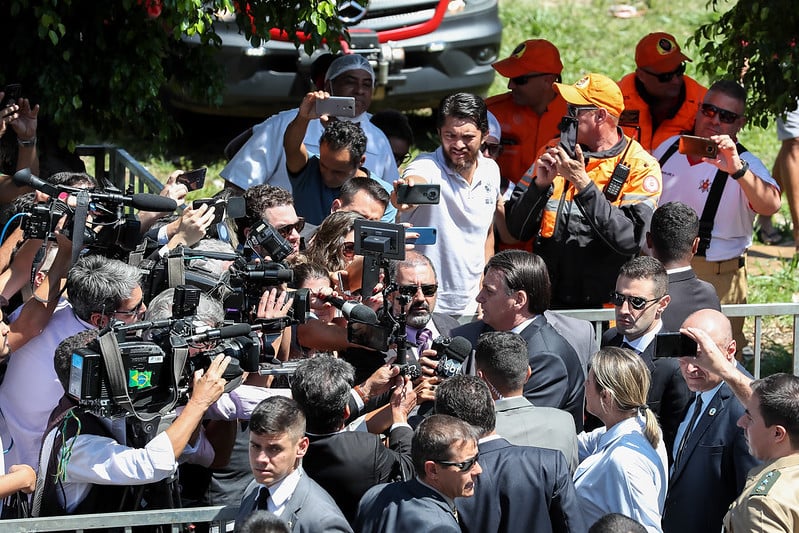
left=0, top=84, right=22, bottom=109
left=396, top=184, right=440, bottom=205
left=406, top=227, right=437, bottom=245
left=679, top=135, right=718, bottom=159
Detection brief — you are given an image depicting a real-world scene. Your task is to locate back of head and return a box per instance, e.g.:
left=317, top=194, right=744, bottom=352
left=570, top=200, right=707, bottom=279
left=54, top=329, right=100, bottom=391
left=649, top=201, right=699, bottom=265
left=485, top=250, right=551, bottom=314
left=66, top=255, right=142, bottom=322
left=751, top=373, right=799, bottom=450
left=412, top=414, right=479, bottom=479
left=437, top=92, right=488, bottom=135
left=618, top=256, right=668, bottom=298
left=320, top=120, right=367, bottom=165
left=239, top=511, right=291, bottom=533
left=589, top=513, right=647, bottom=533
left=145, top=288, right=224, bottom=327
left=291, top=356, right=354, bottom=433
left=591, top=346, right=660, bottom=448
left=250, top=396, right=306, bottom=442
left=434, top=375, right=496, bottom=437
left=474, top=331, right=530, bottom=394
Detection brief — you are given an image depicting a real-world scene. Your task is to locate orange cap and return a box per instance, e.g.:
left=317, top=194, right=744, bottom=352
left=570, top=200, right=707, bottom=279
left=554, top=73, right=625, bottom=117
left=635, top=32, right=691, bottom=73
left=492, top=39, right=563, bottom=78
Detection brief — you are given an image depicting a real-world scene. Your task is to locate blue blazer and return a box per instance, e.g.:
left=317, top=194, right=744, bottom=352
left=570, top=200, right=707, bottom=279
left=235, top=468, right=352, bottom=533
left=661, top=382, right=760, bottom=533
left=355, top=478, right=460, bottom=533
left=457, top=437, right=586, bottom=533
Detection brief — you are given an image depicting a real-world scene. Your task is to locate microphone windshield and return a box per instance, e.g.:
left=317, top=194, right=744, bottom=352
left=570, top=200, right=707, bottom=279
left=130, top=193, right=178, bottom=212
left=445, top=336, right=472, bottom=363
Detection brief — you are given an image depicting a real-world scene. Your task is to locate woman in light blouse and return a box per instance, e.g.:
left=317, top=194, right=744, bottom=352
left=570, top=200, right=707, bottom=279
left=574, top=346, right=668, bottom=532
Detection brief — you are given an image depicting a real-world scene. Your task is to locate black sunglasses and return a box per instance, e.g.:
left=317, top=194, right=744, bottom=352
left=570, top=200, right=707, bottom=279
left=114, top=299, right=145, bottom=317
left=397, top=284, right=438, bottom=297
left=700, top=103, right=742, bottom=124
left=642, top=62, right=686, bottom=83
left=434, top=453, right=479, bottom=473
left=610, top=291, right=661, bottom=311
left=481, top=142, right=503, bottom=158
left=510, top=73, right=549, bottom=86
left=275, top=217, right=305, bottom=237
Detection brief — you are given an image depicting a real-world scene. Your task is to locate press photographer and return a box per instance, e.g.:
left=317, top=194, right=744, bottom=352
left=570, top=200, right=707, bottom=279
left=32, top=329, right=230, bottom=516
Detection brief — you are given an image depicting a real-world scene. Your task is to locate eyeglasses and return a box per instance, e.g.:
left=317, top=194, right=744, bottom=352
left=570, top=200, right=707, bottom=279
left=481, top=142, right=503, bottom=158
left=340, top=241, right=356, bottom=257
left=567, top=105, right=599, bottom=117
left=510, top=73, right=549, bottom=86
left=434, top=453, right=479, bottom=472
left=395, top=152, right=412, bottom=167
left=397, top=284, right=438, bottom=297
left=275, top=217, right=305, bottom=237
left=641, top=62, right=686, bottom=83
left=700, top=103, right=742, bottom=124
left=114, top=299, right=145, bottom=317
left=610, top=291, right=661, bottom=311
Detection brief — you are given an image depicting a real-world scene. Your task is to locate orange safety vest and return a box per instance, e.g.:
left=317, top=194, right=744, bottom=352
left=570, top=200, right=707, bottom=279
left=487, top=92, right=568, bottom=184
left=618, top=74, right=707, bottom=152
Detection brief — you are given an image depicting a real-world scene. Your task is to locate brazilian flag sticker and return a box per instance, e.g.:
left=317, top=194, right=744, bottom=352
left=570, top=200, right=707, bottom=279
left=129, top=370, right=153, bottom=389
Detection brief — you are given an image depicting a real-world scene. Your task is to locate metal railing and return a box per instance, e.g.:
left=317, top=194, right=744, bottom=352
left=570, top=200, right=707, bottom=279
left=559, top=302, right=799, bottom=378
left=1, top=505, right=240, bottom=532
left=74, top=145, right=164, bottom=196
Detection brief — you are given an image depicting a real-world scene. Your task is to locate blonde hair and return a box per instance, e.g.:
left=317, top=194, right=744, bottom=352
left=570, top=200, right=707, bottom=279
left=591, top=346, right=661, bottom=449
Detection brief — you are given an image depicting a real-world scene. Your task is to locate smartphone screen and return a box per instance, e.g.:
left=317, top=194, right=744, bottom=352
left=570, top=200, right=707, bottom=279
left=654, top=332, right=698, bottom=358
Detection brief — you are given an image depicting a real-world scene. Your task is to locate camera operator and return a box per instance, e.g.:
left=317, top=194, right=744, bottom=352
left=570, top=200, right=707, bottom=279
left=0, top=254, right=145, bottom=470
left=32, top=329, right=230, bottom=516
left=237, top=185, right=302, bottom=260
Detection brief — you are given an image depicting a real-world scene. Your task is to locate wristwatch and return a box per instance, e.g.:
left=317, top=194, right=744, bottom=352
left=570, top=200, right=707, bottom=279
left=730, top=159, right=749, bottom=180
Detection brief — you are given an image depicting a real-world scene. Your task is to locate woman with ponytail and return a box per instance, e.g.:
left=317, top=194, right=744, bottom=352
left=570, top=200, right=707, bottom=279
left=574, top=346, right=668, bottom=532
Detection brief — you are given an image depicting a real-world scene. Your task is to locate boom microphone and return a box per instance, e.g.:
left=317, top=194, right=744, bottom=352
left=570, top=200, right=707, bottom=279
left=322, top=295, right=378, bottom=324
left=12, top=169, right=177, bottom=212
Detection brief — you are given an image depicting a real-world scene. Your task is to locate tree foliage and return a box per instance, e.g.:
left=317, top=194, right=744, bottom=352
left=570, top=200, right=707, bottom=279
left=0, top=0, right=346, bottom=149
left=692, top=0, right=798, bottom=128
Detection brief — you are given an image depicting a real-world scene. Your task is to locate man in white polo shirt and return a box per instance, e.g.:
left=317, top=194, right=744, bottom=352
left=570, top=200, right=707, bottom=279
left=395, top=93, right=501, bottom=321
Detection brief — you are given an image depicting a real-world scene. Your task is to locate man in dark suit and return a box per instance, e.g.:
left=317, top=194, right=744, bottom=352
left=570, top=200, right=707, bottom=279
left=601, top=256, right=692, bottom=458
left=235, top=396, right=352, bottom=533
left=434, top=375, right=585, bottom=533
left=647, top=201, right=721, bottom=331
left=661, top=309, right=759, bottom=533
left=291, top=356, right=416, bottom=523
left=454, top=250, right=585, bottom=430
left=355, top=414, right=481, bottom=533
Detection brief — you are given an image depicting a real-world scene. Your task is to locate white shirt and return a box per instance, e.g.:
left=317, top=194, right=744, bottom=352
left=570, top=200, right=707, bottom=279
left=221, top=109, right=400, bottom=191
left=0, top=299, right=92, bottom=469
left=655, top=135, right=779, bottom=261
left=401, top=148, right=500, bottom=314
left=624, top=321, right=662, bottom=353
left=261, top=467, right=303, bottom=517
left=574, top=416, right=668, bottom=533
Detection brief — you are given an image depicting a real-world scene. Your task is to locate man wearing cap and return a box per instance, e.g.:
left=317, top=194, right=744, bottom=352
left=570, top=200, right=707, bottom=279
left=486, top=39, right=568, bottom=186
left=221, top=54, right=400, bottom=193
left=618, top=32, right=707, bottom=152
left=505, top=73, right=662, bottom=309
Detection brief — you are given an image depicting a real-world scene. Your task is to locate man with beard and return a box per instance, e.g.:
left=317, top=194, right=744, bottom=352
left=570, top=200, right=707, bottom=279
left=386, top=251, right=460, bottom=364
left=394, top=93, right=501, bottom=320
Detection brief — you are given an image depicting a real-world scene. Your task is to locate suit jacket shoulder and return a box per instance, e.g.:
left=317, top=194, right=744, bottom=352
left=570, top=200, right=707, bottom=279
left=431, top=313, right=460, bottom=337
left=283, top=471, right=353, bottom=533
left=356, top=479, right=460, bottom=533
left=662, top=269, right=721, bottom=331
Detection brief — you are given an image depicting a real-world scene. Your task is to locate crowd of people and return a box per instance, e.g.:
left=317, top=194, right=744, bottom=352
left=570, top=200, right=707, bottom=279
left=0, top=29, right=797, bottom=533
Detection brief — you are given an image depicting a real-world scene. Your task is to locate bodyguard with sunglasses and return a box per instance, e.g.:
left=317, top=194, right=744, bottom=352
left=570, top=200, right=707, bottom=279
left=655, top=80, right=781, bottom=357
left=618, top=32, right=708, bottom=152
